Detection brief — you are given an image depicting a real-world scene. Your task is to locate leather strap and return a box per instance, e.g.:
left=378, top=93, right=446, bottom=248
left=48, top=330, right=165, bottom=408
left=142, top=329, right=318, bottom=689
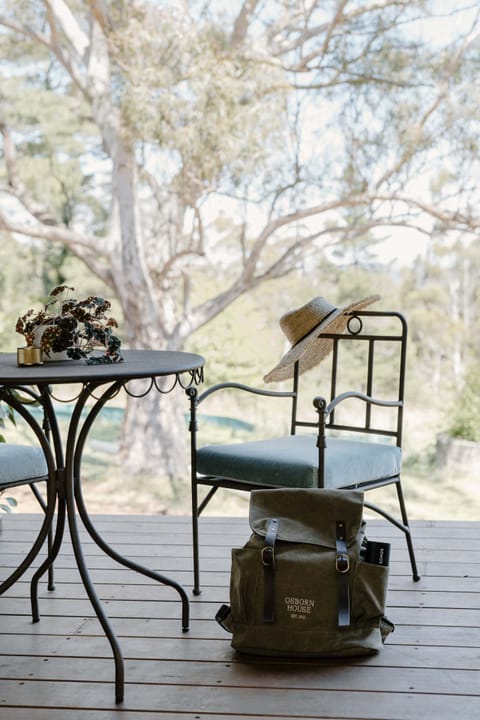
left=262, top=518, right=279, bottom=623
left=335, top=520, right=351, bottom=627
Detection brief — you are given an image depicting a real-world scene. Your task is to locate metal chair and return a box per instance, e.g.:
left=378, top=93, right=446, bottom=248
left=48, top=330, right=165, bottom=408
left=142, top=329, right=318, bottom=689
left=187, top=306, right=420, bottom=595
left=0, top=390, right=56, bottom=597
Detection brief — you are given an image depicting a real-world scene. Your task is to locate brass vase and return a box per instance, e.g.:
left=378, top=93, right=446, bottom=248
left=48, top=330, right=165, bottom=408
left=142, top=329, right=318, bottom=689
left=17, top=346, right=43, bottom=366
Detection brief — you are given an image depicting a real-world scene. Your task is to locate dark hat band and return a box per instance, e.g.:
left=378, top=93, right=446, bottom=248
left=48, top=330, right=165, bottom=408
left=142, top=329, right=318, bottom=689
left=291, top=306, right=338, bottom=349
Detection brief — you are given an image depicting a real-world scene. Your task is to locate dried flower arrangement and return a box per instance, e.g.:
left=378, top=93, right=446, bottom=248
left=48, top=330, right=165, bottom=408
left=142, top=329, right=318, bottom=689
left=16, top=285, right=122, bottom=364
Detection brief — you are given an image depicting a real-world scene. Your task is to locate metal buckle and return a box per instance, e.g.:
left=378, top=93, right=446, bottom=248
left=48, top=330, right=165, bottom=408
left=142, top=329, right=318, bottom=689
left=336, top=552, right=350, bottom=573
left=261, top=546, right=275, bottom=566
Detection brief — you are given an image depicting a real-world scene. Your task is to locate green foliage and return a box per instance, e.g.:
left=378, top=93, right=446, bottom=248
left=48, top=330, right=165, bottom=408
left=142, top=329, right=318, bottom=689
left=446, top=367, right=480, bottom=442
left=396, top=238, right=480, bottom=410
left=110, top=4, right=288, bottom=191
left=188, top=286, right=276, bottom=386
left=0, top=73, right=104, bottom=232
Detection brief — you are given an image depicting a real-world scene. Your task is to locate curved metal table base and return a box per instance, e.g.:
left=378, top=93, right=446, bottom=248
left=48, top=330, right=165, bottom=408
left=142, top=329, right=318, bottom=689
left=0, top=350, right=204, bottom=704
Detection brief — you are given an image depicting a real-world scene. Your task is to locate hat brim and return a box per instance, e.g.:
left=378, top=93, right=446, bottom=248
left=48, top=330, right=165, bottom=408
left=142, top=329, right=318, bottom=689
left=263, top=295, right=380, bottom=383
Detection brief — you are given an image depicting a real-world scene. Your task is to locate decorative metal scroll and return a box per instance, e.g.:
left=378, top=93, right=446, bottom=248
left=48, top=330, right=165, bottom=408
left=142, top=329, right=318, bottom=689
left=123, top=378, right=155, bottom=398
left=126, top=366, right=204, bottom=397
left=346, top=313, right=363, bottom=335
left=34, top=366, right=205, bottom=403
left=47, top=387, right=84, bottom=403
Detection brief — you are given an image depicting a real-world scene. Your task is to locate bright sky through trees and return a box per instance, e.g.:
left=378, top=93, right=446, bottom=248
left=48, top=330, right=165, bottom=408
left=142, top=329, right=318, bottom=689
left=373, top=237, right=429, bottom=266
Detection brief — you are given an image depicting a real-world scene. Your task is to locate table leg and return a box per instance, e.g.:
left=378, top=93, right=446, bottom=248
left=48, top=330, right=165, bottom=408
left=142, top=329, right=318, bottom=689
left=65, top=387, right=126, bottom=703
left=30, top=491, right=66, bottom=622
left=0, top=510, right=54, bottom=596
left=74, top=382, right=190, bottom=630
left=76, top=489, right=190, bottom=631
left=66, top=476, right=125, bottom=703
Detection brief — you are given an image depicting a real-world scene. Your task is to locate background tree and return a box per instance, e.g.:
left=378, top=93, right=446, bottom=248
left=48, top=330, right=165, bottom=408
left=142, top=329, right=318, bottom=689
left=1, top=1, right=480, bottom=482
left=398, top=237, right=480, bottom=403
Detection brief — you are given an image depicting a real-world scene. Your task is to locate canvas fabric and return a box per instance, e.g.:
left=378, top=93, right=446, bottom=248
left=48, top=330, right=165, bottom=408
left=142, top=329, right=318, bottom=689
left=217, top=488, right=393, bottom=657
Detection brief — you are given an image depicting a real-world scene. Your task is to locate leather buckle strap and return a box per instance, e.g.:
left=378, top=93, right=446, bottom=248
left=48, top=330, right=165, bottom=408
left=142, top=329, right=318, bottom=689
left=336, top=553, right=350, bottom=573
left=262, top=518, right=279, bottom=623
left=336, top=520, right=351, bottom=627
left=261, top=546, right=275, bottom=566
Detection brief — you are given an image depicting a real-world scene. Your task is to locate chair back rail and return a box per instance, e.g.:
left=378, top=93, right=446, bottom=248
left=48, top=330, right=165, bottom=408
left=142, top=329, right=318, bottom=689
left=290, top=310, right=407, bottom=447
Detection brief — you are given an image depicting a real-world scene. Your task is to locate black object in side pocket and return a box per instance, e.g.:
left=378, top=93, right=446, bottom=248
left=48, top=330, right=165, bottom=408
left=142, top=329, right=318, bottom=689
left=364, top=541, right=390, bottom=567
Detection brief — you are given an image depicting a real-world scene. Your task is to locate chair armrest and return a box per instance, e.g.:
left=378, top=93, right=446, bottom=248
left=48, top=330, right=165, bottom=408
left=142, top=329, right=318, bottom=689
left=319, top=391, right=402, bottom=417
left=193, top=382, right=295, bottom=407
left=312, top=393, right=402, bottom=434
left=186, top=383, right=296, bottom=447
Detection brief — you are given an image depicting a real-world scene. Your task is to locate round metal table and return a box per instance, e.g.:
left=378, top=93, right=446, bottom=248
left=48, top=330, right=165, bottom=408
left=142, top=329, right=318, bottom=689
left=0, top=349, right=204, bottom=702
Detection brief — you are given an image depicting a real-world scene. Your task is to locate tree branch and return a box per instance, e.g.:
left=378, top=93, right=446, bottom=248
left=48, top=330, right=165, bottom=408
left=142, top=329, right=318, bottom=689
left=46, top=0, right=90, bottom=58
left=267, top=0, right=412, bottom=58
left=231, top=0, right=261, bottom=45
left=86, top=0, right=112, bottom=36
left=0, top=211, right=114, bottom=286
left=372, top=192, right=480, bottom=231
left=374, top=14, right=480, bottom=190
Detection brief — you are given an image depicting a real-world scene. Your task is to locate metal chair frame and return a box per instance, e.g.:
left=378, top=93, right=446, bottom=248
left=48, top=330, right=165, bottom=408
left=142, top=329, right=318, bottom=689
left=187, top=310, right=420, bottom=595
left=0, top=386, right=56, bottom=595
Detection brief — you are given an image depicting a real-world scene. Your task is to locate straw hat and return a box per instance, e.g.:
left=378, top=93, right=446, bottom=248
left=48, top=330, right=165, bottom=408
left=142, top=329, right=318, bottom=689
left=263, top=294, right=380, bottom=383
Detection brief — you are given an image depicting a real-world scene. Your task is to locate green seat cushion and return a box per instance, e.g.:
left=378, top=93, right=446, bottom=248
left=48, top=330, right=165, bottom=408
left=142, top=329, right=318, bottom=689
left=197, top=435, right=401, bottom=489
left=0, top=444, right=48, bottom=487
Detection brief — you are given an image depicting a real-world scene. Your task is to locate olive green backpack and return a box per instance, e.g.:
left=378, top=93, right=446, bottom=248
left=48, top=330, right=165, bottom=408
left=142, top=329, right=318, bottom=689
left=216, top=488, right=394, bottom=657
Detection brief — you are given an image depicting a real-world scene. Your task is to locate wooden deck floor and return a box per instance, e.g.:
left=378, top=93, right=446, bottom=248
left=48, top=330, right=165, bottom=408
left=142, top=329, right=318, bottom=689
left=1, top=512, right=479, bottom=719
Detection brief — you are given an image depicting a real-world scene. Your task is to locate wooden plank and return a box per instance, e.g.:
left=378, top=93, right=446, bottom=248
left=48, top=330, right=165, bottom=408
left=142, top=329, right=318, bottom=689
left=8, top=552, right=479, bottom=578
left=5, top=572, right=480, bottom=608
left=1, top=513, right=479, bottom=720
left=4, top=516, right=480, bottom=549
left=2, top=519, right=476, bottom=544
left=1, top=637, right=479, bottom=670
left=3, top=614, right=480, bottom=650
left=1, top=679, right=479, bottom=719
left=5, top=540, right=480, bottom=562
left=4, top=569, right=480, bottom=595
left=1, top=654, right=479, bottom=695
left=0, top=711, right=291, bottom=720
left=2, top=595, right=479, bottom=628
left=4, top=514, right=478, bottom=532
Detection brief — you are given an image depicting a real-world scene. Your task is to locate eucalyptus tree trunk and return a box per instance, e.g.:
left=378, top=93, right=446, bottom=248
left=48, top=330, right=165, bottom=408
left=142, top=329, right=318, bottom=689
left=105, top=187, right=199, bottom=483
left=120, top=382, right=189, bottom=483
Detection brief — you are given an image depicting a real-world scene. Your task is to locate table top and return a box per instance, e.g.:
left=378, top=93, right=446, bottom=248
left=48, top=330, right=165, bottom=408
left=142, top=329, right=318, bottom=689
left=0, top=349, right=205, bottom=386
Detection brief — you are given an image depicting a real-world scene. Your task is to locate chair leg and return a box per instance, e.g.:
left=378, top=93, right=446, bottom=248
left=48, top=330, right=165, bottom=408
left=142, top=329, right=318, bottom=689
left=364, top=484, right=421, bottom=581
left=191, top=479, right=201, bottom=596
left=47, top=526, right=55, bottom=591
left=191, top=483, right=219, bottom=596
left=395, top=480, right=421, bottom=582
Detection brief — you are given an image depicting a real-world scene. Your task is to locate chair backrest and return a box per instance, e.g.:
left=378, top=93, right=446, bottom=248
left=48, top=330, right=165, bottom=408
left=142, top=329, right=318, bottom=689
left=290, top=310, right=407, bottom=448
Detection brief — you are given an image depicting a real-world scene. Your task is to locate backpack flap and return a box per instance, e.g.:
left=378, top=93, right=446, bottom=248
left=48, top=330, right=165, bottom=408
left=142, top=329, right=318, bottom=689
left=250, top=488, right=365, bottom=629
left=249, top=488, right=364, bottom=548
